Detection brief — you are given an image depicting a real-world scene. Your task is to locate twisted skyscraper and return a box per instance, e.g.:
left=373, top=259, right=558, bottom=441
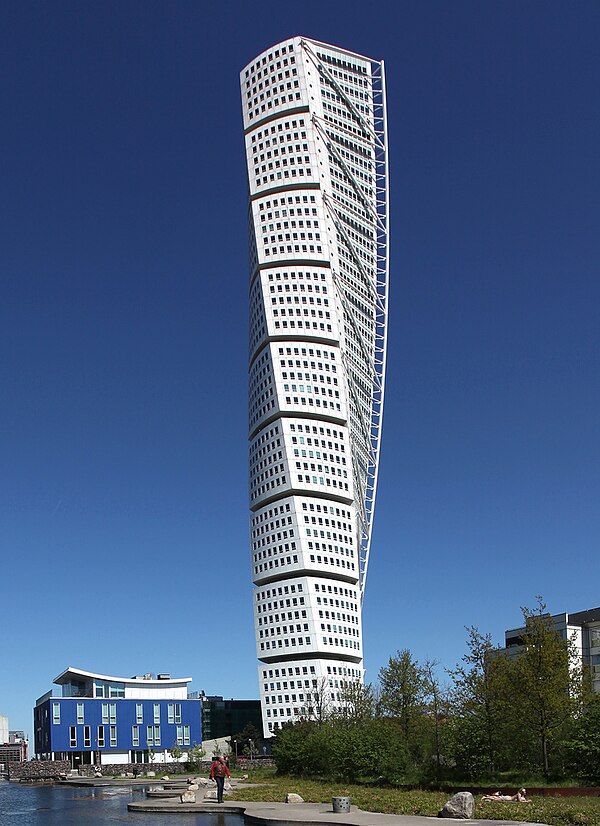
left=240, top=37, right=389, bottom=735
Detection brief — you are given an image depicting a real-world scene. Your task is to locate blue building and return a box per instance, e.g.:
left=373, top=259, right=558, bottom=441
left=34, top=667, right=202, bottom=766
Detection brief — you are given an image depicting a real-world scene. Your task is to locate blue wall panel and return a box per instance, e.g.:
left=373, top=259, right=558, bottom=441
left=36, top=698, right=202, bottom=754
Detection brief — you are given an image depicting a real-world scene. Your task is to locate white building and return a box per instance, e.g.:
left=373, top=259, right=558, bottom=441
left=0, top=716, right=8, bottom=745
left=505, top=607, right=600, bottom=693
left=240, top=37, right=389, bottom=735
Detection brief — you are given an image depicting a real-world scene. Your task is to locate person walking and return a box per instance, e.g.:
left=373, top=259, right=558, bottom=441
left=210, top=755, right=231, bottom=803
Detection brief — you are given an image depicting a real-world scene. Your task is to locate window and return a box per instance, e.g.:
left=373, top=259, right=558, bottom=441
left=102, top=703, right=109, bottom=724
left=69, top=727, right=77, bottom=748
left=153, top=704, right=160, bottom=724
left=109, top=704, right=116, bottom=724
left=98, top=725, right=105, bottom=748
left=147, top=725, right=154, bottom=746
left=110, top=725, right=117, bottom=747
left=52, top=703, right=60, bottom=725
left=84, top=726, right=91, bottom=748
left=136, top=703, right=143, bottom=723
left=77, top=703, right=84, bottom=725
left=168, top=704, right=174, bottom=724
left=183, top=725, right=190, bottom=746
left=175, top=703, right=182, bottom=724
left=154, top=725, right=161, bottom=745
left=132, top=725, right=139, bottom=747
left=176, top=725, right=183, bottom=746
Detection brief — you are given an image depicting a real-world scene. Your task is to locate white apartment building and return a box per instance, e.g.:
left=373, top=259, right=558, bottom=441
left=505, top=607, right=600, bottom=693
left=240, top=37, right=389, bottom=735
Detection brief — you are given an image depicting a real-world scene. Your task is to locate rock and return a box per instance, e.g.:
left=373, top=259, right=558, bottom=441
left=438, top=792, right=475, bottom=819
left=224, top=780, right=232, bottom=791
left=187, top=783, right=199, bottom=791
left=180, top=790, right=196, bottom=803
left=146, top=771, right=156, bottom=778
left=126, top=772, right=134, bottom=778
left=204, top=789, right=218, bottom=800
left=162, top=775, right=170, bottom=780
left=240, top=774, right=249, bottom=780
left=286, top=793, right=305, bottom=804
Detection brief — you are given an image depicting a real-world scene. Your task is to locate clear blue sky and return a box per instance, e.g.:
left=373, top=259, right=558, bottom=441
left=2, top=0, right=599, bottom=738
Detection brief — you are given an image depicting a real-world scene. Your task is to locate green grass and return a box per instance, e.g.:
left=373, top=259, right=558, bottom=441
left=230, top=770, right=600, bottom=826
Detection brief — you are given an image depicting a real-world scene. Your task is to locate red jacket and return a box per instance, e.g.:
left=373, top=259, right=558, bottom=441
left=211, top=760, right=230, bottom=779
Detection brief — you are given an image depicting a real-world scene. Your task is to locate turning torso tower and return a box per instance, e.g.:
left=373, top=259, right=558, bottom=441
left=240, top=37, right=389, bottom=736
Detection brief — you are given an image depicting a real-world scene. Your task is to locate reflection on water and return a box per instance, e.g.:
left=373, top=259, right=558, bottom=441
left=0, top=780, right=245, bottom=826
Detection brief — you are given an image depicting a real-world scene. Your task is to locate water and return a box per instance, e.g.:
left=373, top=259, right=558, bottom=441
left=0, top=779, right=245, bottom=826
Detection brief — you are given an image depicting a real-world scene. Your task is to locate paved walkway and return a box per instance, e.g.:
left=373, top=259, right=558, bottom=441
left=128, top=791, right=545, bottom=826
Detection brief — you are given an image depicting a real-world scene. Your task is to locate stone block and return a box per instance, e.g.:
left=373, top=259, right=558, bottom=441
left=438, top=791, right=475, bottom=819
left=180, top=790, right=196, bottom=803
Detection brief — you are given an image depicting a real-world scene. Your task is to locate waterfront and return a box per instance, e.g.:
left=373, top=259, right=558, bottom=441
left=0, top=779, right=245, bottom=826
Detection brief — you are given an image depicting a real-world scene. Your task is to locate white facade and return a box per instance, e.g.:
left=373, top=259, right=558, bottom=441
left=505, top=607, right=600, bottom=693
left=0, top=716, right=8, bottom=745
left=53, top=667, right=191, bottom=700
left=241, top=37, right=389, bottom=735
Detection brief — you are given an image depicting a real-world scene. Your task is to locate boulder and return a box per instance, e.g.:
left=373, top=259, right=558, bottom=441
left=204, top=789, right=218, bottom=800
left=438, top=792, right=475, bottom=819
left=146, top=771, right=156, bottom=778
left=240, top=774, right=249, bottom=780
left=187, top=783, right=199, bottom=791
left=224, top=780, right=232, bottom=791
left=180, top=790, right=196, bottom=803
left=286, top=793, right=305, bottom=804
left=162, top=775, right=170, bottom=780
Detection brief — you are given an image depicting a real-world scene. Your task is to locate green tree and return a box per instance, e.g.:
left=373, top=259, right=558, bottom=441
left=378, top=649, right=426, bottom=742
left=335, top=680, right=375, bottom=725
left=511, top=598, right=581, bottom=780
left=187, top=742, right=206, bottom=770
left=169, top=743, right=183, bottom=762
left=422, top=659, right=447, bottom=780
left=563, top=694, right=600, bottom=783
left=447, top=626, right=508, bottom=778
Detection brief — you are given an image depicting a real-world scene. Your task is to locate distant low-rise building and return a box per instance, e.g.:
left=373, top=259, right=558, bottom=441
left=34, top=666, right=202, bottom=766
left=505, top=607, right=600, bottom=692
left=0, top=719, right=28, bottom=768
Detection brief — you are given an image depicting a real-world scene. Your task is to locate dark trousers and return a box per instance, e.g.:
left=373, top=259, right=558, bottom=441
left=215, top=775, right=225, bottom=802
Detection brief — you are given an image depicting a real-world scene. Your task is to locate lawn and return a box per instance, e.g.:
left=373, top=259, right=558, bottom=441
left=230, top=771, right=600, bottom=826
